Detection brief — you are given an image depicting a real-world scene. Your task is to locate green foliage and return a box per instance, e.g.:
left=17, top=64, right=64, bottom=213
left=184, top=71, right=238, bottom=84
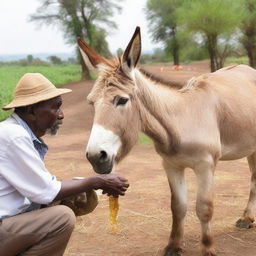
left=140, top=48, right=171, bottom=64
left=226, top=56, right=249, bottom=65
left=0, top=65, right=81, bottom=121
left=180, top=41, right=208, bottom=62
left=1, top=55, right=49, bottom=67
left=0, top=55, right=78, bottom=67
left=48, top=56, right=63, bottom=65
left=240, top=0, right=256, bottom=29
left=177, top=0, right=243, bottom=36
left=27, top=55, right=34, bottom=65
left=138, top=133, right=152, bottom=145
left=145, top=0, right=186, bottom=64
left=176, top=0, right=244, bottom=71
left=116, top=48, right=123, bottom=57
left=31, top=0, right=121, bottom=55
left=145, top=0, right=181, bottom=41
left=144, top=0, right=256, bottom=66
left=30, top=0, right=122, bottom=77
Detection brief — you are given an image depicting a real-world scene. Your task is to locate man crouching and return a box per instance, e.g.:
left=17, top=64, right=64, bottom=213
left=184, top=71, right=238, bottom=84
left=0, top=73, right=129, bottom=256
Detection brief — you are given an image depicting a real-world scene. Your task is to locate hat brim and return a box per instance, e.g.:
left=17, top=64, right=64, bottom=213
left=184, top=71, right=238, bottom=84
left=2, top=88, right=72, bottom=110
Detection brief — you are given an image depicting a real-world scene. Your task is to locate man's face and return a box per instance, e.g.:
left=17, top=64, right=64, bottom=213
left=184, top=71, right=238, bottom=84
left=33, top=96, right=64, bottom=137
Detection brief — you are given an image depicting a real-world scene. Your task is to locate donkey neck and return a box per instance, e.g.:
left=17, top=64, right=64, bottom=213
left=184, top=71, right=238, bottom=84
left=133, top=69, right=182, bottom=154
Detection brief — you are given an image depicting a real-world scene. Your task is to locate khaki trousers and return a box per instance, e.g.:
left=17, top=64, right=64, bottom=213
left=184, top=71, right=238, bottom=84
left=0, top=205, right=76, bottom=256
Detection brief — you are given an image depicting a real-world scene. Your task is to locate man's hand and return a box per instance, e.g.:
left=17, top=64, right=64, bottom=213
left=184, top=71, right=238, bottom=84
left=95, top=174, right=129, bottom=197
left=55, top=174, right=129, bottom=201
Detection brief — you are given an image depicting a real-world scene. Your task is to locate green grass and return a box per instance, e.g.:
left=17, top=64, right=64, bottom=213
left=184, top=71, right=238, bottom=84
left=226, top=56, right=249, bottom=65
left=138, top=133, right=152, bottom=145
left=0, top=65, right=82, bottom=121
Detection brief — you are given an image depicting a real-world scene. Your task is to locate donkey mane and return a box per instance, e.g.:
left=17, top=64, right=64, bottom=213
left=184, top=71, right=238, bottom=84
left=104, top=57, right=186, bottom=90
left=139, top=68, right=185, bottom=89
left=101, top=57, right=190, bottom=92
left=139, top=65, right=240, bottom=92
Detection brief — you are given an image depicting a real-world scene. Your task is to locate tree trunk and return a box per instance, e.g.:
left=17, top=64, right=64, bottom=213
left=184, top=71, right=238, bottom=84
left=242, top=1, right=256, bottom=69
left=216, top=44, right=229, bottom=70
left=61, top=1, right=91, bottom=79
left=172, top=35, right=180, bottom=66
left=207, top=35, right=219, bottom=72
left=246, top=43, right=256, bottom=68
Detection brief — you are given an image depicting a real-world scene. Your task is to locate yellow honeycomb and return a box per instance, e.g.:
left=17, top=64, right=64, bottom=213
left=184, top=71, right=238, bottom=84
left=109, top=196, right=119, bottom=233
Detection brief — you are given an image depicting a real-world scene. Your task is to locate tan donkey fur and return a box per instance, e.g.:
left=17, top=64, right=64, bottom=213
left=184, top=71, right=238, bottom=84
left=78, top=27, right=256, bottom=256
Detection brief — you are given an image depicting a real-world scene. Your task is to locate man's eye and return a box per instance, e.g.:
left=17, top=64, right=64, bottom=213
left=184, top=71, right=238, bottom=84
left=116, top=97, right=129, bottom=106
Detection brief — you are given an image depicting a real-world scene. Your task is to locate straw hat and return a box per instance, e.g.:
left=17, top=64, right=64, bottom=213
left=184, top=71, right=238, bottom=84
left=3, top=73, right=72, bottom=110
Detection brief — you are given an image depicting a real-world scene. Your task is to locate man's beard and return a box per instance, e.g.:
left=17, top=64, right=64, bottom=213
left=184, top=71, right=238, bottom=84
left=46, top=120, right=63, bottom=135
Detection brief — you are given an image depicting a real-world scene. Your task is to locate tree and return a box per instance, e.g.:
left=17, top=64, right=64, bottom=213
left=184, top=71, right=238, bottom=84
left=240, top=0, right=256, bottom=68
left=27, top=55, right=34, bottom=65
left=145, top=0, right=185, bottom=66
left=30, top=0, right=122, bottom=78
left=116, top=48, right=123, bottom=57
left=177, top=0, right=243, bottom=72
left=48, top=55, right=63, bottom=65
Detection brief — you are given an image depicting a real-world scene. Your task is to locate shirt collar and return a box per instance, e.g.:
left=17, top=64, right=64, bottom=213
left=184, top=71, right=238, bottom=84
left=11, top=113, right=47, bottom=146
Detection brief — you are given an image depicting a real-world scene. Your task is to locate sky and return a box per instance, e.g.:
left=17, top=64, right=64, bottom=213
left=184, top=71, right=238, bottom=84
left=0, top=0, right=162, bottom=56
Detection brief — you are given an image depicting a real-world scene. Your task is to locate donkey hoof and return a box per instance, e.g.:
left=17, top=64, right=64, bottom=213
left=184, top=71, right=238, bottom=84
left=203, top=252, right=217, bottom=256
left=163, top=246, right=183, bottom=256
left=202, top=248, right=217, bottom=256
left=236, top=218, right=254, bottom=229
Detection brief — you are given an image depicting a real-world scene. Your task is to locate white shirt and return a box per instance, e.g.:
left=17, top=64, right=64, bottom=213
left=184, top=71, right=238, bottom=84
left=0, top=113, right=61, bottom=219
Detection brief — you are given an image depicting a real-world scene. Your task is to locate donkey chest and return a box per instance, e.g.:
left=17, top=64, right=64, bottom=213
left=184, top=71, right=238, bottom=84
left=154, top=137, right=220, bottom=169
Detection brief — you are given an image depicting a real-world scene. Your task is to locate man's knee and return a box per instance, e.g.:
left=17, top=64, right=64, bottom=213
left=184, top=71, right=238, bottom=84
left=51, top=205, right=76, bottom=231
left=0, top=206, right=76, bottom=256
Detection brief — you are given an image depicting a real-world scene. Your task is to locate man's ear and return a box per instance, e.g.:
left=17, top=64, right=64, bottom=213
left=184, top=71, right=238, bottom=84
left=77, top=38, right=110, bottom=70
left=121, top=27, right=141, bottom=75
left=23, top=105, right=37, bottom=120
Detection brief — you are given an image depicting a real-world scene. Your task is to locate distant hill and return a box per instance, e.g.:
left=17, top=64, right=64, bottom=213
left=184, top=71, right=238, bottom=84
left=0, top=49, right=155, bottom=63
left=0, top=52, right=75, bottom=62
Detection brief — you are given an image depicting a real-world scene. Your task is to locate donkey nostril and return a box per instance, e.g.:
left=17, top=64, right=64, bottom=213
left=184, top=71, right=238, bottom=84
left=99, top=150, right=107, bottom=161
left=86, top=152, right=89, bottom=159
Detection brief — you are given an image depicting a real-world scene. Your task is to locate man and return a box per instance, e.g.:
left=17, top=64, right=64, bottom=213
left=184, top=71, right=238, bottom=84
left=0, top=73, right=129, bottom=256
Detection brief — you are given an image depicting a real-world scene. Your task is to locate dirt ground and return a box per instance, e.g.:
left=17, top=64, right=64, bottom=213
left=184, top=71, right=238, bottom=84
left=44, top=61, right=256, bottom=256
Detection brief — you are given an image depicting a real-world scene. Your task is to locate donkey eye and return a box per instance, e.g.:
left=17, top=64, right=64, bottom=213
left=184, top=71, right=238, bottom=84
left=107, top=82, right=115, bottom=87
left=116, top=97, right=129, bottom=106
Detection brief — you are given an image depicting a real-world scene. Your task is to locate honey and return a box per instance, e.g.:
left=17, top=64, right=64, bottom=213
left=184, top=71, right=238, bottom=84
left=109, top=196, right=119, bottom=233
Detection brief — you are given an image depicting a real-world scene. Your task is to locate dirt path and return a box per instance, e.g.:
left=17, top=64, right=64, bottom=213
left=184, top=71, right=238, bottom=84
left=44, top=62, right=256, bottom=256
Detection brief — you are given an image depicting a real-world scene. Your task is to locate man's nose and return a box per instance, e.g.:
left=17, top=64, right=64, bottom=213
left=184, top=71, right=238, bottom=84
left=58, top=109, right=64, bottom=119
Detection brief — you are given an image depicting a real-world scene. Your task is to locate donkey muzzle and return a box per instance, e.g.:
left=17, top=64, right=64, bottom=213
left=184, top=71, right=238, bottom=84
left=86, top=150, right=114, bottom=174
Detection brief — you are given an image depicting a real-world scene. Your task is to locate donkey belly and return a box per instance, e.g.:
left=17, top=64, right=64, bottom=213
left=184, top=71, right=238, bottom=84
left=220, top=140, right=256, bottom=160
left=219, top=106, right=256, bottom=160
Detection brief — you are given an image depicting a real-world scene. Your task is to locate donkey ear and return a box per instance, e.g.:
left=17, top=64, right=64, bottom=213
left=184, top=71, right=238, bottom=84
left=77, top=38, right=109, bottom=70
left=121, top=27, right=141, bottom=74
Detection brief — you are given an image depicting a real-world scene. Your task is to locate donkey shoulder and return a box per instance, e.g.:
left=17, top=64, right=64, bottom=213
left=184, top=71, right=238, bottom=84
left=184, top=64, right=256, bottom=91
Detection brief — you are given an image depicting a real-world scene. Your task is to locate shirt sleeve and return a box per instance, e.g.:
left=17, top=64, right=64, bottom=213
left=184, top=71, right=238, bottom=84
left=0, top=135, right=61, bottom=204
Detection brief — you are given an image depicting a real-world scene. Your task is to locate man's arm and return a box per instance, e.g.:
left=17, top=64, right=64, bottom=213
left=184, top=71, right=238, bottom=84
left=54, top=174, right=129, bottom=201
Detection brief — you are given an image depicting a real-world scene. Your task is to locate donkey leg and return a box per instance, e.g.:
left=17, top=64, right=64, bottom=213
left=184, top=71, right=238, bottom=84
left=163, top=164, right=187, bottom=256
left=236, top=152, right=256, bottom=229
left=194, top=163, right=216, bottom=256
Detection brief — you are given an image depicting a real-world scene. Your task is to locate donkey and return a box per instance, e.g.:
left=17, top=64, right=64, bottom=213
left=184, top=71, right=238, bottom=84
left=78, top=27, right=256, bottom=256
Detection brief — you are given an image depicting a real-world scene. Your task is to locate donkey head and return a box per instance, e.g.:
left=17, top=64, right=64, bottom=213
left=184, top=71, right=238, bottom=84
left=78, top=27, right=142, bottom=174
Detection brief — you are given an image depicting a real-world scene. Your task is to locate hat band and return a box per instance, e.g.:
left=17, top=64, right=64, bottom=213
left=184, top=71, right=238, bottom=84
left=14, top=83, right=56, bottom=98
